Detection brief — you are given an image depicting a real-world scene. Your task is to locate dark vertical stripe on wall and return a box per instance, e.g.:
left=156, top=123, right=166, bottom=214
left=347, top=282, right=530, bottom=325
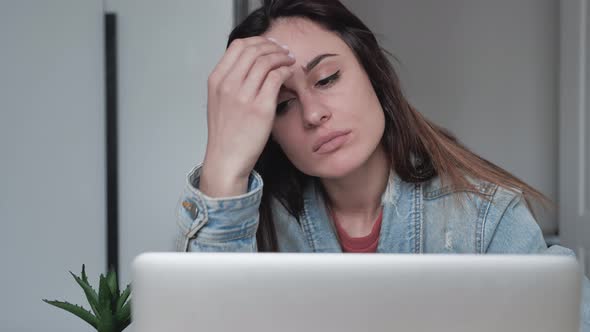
left=104, top=13, right=119, bottom=282
left=233, top=0, right=250, bottom=27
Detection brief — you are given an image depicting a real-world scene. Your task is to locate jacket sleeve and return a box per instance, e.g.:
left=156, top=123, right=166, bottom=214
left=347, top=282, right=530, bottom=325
left=175, top=164, right=262, bottom=252
left=485, top=193, right=590, bottom=331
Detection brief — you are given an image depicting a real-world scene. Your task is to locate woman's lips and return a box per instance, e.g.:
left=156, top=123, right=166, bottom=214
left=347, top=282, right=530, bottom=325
left=313, top=130, right=352, bottom=154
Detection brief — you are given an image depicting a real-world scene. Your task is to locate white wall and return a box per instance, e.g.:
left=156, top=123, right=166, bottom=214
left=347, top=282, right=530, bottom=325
left=559, top=0, right=590, bottom=274
left=341, top=0, right=559, bottom=235
left=104, top=0, right=234, bottom=287
left=0, top=1, right=106, bottom=331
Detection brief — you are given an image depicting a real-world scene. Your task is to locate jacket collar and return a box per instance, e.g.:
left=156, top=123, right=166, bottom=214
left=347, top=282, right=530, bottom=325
left=300, top=170, right=413, bottom=253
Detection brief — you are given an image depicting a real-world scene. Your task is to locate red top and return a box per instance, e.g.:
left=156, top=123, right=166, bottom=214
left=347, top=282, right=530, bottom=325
left=331, top=209, right=383, bottom=253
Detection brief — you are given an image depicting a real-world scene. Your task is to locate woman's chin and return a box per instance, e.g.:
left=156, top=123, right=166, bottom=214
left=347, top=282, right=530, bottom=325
left=306, top=158, right=364, bottom=179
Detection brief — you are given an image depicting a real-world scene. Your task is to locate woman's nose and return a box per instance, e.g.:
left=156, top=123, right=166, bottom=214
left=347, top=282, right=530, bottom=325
left=302, top=104, right=332, bottom=129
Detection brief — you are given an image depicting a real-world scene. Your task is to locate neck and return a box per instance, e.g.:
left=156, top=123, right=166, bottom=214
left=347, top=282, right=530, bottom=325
left=320, top=144, right=390, bottom=222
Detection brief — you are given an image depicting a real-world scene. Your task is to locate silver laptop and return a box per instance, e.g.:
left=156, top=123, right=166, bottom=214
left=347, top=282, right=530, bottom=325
left=131, top=252, right=582, bottom=332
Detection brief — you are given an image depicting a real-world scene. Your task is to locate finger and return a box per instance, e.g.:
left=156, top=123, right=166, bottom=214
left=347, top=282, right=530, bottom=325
left=210, top=37, right=268, bottom=81
left=239, top=52, right=295, bottom=99
left=221, top=40, right=290, bottom=88
left=256, top=66, right=295, bottom=111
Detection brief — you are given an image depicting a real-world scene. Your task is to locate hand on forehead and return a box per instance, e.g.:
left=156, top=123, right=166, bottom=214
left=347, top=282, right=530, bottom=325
left=262, top=18, right=349, bottom=71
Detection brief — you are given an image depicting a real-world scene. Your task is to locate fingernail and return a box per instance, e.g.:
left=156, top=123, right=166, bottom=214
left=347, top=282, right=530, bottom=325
left=287, top=51, right=295, bottom=58
left=281, top=44, right=289, bottom=50
left=267, top=37, right=278, bottom=43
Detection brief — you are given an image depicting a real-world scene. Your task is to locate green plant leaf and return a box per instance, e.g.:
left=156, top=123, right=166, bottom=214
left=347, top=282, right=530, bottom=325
left=46, top=265, right=132, bottom=331
left=106, top=267, right=120, bottom=311
left=115, top=284, right=131, bottom=312
left=69, top=269, right=101, bottom=319
left=114, top=300, right=131, bottom=326
left=98, top=274, right=112, bottom=312
left=96, top=304, right=115, bottom=332
left=120, top=315, right=132, bottom=331
left=81, top=264, right=89, bottom=284
left=106, top=266, right=119, bottom=297
left=42, top=299, right=98, bottom=329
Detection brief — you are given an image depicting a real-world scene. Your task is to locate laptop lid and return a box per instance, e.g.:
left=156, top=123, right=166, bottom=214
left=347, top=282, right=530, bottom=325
left=131, top=252, right=582, bottom=332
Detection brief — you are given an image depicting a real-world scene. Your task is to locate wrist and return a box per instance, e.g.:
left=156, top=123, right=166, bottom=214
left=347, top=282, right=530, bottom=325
left=199, top=163, right=250, bottom=198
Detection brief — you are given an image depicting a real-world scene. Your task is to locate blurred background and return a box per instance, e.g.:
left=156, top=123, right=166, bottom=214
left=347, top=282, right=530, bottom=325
left=1, top=0, right=589, bottom=331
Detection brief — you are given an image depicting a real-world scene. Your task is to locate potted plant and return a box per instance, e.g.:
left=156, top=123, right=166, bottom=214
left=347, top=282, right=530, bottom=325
left=43, top=265, right=131, bottom=332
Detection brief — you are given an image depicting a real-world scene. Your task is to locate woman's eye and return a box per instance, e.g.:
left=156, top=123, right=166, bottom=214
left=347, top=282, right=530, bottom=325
left=315, top=70, right=340, bottom=88
left=276, top=99, right=293, bottom=115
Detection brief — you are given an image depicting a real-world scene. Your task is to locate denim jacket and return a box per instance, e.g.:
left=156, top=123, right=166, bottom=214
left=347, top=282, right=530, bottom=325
left=176, top=164, right=590, bottom=331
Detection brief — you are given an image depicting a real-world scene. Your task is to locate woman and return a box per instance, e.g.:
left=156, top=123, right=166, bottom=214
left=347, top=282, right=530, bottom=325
left=175, top=0, right=588, bottom=327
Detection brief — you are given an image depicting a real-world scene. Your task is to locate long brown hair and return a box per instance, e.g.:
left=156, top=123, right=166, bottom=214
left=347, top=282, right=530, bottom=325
left=228, top=0, right=551, bottom=251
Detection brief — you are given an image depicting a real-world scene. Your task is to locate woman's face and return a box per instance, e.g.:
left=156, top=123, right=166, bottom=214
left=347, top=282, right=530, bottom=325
left=264, top=18, right=385, bottom=179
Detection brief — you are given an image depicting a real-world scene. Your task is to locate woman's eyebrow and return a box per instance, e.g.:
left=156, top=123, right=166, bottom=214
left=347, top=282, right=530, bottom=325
left=279, top=53, right=339, bottom=93
left=302, top=53, right=339, bottom=74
